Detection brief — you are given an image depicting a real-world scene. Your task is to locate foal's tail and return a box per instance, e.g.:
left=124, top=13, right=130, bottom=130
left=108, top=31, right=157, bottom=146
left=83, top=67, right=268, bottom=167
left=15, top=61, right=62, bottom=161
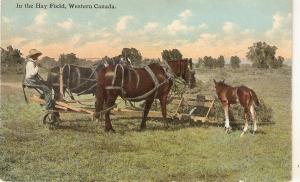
left=250, top=89, right=260, bottom=106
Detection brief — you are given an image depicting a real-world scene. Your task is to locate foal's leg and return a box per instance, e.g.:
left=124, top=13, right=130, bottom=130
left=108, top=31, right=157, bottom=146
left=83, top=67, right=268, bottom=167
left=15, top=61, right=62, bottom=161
left=223, top=103, right=231, bottom=133
left=250, top=105, right=257, bottom=134
left=140, top=99, right=154, bottom=130
left=240, top=108, right=250, bottom=137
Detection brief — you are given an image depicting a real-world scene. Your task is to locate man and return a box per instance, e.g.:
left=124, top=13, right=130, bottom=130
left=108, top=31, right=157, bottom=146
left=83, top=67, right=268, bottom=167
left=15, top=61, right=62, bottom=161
left=23, top=49, right=53, bottom=110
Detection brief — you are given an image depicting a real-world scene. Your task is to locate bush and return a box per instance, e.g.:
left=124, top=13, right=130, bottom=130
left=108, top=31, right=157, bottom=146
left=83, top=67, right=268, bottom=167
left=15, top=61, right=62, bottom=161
left=39, top=56, right=58, bottom=68
left=268, top=56, right=284, bottom=69
left=216, top=55, right=225, bottom=68
left=122, top=48, right=143, bottom=66
left=203, top=56, right=225, bottom=68
left=58, top=53, right=78, bottom=66
left=246, top=41, right=284, bottom=69
left=230, top=56, right=241, bottom=68
left=203, top=56, right=214, bottom=68
left=161, top=49, right=183, bottom=61
left=195, top=58, right=203, bottom=68
left=1, top=45, right=25, bottom=73
left=211, top=98, right=273, bottom=124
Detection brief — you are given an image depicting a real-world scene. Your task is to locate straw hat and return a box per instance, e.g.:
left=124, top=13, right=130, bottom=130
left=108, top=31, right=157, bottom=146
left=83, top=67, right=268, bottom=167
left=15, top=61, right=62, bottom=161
left=27, top=49, right=42, bottom=58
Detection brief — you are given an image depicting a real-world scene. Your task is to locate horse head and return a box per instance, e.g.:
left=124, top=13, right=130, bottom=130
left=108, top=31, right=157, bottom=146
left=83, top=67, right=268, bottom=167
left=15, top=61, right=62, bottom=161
left=167, top=59, right=195, bottom=84
left=167, top=59, right=196, bottom=88
left=94, top=61, right=109, bottom=72
left=213, top=79, right=227, bottom=94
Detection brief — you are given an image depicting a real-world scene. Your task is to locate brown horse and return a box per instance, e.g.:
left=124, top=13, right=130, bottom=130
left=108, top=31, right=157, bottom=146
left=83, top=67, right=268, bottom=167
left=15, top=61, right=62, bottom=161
left=213, top=79, right=260, bottom=137
left=167, top=58, right=196, bottom=88
left=95, top=59, right=191, bottom=132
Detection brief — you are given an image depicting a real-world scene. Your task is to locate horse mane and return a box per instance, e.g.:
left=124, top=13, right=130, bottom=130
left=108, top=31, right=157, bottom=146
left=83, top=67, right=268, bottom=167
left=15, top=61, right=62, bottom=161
left=216, top=81, right=231, bottom=88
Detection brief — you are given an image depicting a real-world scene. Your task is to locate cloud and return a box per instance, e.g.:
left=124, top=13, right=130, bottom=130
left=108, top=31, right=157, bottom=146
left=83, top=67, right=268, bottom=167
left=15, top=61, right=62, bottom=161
left=2, top=37, right=27, bottom=47
left=241, top=28, right=253, bottom=36
left=167, top=19, right=194, bottom=35
left=143, top=22, right=159, bottom=32
left=71, top=34, right=82, bottom=45
left=198, top=23, right=208, bottom=29
left=264, top=12, right=292, bottom=58
left=265, top=13, right=291, bottom=37
left=68, top=28, right=113, bottom=47
left=25, top=11, right=48, bottom=33
left=1, top=16, right=13, bottom=37
left=115, top=15, right=133, bottom=32
left=34, top=11, right=47, bottom=25
left=222, top=22, right=238, bottom=33
left=2, top=16, right=12, bottom=23
left=272, top=13, right=284, bottom=29
left=2, top=8, right=292, bottom=61
left=57, top=18, right=74, bottom=30
left=199, top=33, right=217, bottom=41
left=166, top=10, right=195, bottom=35
left=179, top=9, right=192, bottom=19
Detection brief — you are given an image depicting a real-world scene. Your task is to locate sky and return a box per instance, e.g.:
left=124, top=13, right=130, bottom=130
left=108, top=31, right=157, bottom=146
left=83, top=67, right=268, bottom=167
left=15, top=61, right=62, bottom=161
left=1, top=0, right=292, bottom=60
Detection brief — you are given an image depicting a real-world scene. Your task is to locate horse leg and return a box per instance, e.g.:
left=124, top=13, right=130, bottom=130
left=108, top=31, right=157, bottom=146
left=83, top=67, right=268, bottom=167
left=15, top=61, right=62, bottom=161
left=240, top=107, right=250, bottom=137
left=53, top=87, right=61, bottom=100
left=103, top=95, right=117, bottom=132
left=159, top=95, right=169, bottom=128
left=223, top=103, right=231, bottom=133
left=140, top=99, right=154, bottom=130
left=250, top=105, right=257, bottom=134
left=95, top=88, right=105, bottom=122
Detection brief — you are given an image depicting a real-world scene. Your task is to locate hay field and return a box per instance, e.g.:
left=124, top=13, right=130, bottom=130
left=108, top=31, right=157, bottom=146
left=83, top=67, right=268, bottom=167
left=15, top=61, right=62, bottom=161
left=0, top=65, right=291, bottom=181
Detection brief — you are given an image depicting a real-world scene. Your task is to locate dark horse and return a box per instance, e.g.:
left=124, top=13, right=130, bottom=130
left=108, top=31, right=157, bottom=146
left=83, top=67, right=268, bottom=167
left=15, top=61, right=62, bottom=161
left=46, top=58, right=131, bottom=100
left=213, top=79, right=260, bottom=137
left=95, top=59, right=192, bottom=132
left=47, top=64, right=106, bottom=100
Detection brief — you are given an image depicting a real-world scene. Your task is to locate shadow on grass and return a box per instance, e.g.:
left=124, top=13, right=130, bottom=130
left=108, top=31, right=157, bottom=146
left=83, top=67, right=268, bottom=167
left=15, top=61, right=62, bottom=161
left=50, top=116, right=272, bottom=135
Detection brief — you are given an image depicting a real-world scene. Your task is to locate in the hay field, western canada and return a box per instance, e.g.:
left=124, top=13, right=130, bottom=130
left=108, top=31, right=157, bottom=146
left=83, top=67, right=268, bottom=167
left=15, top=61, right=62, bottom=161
left=0, top=0, right=295, bottom=181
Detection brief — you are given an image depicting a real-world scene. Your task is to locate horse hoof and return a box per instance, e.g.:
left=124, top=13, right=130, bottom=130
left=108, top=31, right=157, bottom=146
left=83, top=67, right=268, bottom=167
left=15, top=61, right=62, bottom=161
left=225, top=127, right=231, bottom=134
left=140, top=123, right=147, bottom=130
left=164, top=124, right=169, bottom=129
left=139, top=127, right=146, bottom=132
left=140, top=124, right=147, bottom=130
left=105, top=128, right=115, bottom=133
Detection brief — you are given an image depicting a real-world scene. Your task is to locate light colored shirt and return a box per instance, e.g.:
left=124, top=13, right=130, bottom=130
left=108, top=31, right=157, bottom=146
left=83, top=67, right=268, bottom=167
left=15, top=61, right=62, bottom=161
left=25, top=58, right=39, bottom=79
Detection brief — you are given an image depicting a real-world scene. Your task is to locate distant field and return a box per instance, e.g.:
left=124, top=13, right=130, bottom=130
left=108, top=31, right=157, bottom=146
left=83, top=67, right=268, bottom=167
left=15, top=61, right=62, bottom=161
left=0, top=65, right=291, bottom=181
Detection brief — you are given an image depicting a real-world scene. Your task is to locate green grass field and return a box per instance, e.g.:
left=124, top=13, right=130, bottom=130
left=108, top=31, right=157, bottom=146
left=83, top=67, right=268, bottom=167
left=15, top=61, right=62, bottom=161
left=0, top=65, right=291, bottom=181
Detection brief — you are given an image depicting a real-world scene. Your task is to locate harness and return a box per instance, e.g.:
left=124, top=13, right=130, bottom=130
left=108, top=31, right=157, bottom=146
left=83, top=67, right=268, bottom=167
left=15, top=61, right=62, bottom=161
left=65, top=64, right=98, bottom=95
left=105, top=63, right=174, bottom=101
left=105, top=64, right=126, bottom=95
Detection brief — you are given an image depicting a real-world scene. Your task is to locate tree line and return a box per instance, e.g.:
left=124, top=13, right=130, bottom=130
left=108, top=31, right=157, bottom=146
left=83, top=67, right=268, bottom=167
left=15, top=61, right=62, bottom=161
left=1, top=41, right=286, bottom=74
left=196, top=55, right=241, bottom=69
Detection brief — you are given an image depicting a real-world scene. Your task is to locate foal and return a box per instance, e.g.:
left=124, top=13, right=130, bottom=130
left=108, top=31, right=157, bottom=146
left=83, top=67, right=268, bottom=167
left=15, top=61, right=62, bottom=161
left=213, top=79, right=260, bottom=137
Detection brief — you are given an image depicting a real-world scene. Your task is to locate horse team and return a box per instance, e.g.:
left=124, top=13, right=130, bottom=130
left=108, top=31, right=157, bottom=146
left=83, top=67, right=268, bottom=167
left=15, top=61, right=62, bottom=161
left=46, top=58, right=260, bottom=137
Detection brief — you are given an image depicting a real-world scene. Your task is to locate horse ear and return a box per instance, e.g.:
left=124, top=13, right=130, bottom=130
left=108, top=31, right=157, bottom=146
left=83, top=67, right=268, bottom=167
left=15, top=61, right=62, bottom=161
left=222, top=79, right=225, bottom=83
left=213, top=79, right=216, bottom=84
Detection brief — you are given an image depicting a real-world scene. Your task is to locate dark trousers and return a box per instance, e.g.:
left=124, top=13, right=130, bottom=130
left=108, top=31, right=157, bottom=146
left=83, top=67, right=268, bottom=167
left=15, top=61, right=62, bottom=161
left=23, top=76, right=53, bottom=110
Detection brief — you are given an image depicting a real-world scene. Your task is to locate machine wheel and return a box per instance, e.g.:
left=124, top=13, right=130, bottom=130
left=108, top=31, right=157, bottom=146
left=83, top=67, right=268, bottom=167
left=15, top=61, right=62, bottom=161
left=43, top=112, right=59, bottom=129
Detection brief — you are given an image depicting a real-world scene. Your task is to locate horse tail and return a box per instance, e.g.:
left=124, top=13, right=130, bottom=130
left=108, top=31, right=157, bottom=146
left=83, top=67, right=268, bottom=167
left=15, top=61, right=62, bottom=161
left=250, top=89, right=260, bottom=106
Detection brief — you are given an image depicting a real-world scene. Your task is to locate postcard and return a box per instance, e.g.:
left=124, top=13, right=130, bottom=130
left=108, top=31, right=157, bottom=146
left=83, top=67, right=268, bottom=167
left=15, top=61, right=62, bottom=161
left=1, top=0, right=297, bottom=181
